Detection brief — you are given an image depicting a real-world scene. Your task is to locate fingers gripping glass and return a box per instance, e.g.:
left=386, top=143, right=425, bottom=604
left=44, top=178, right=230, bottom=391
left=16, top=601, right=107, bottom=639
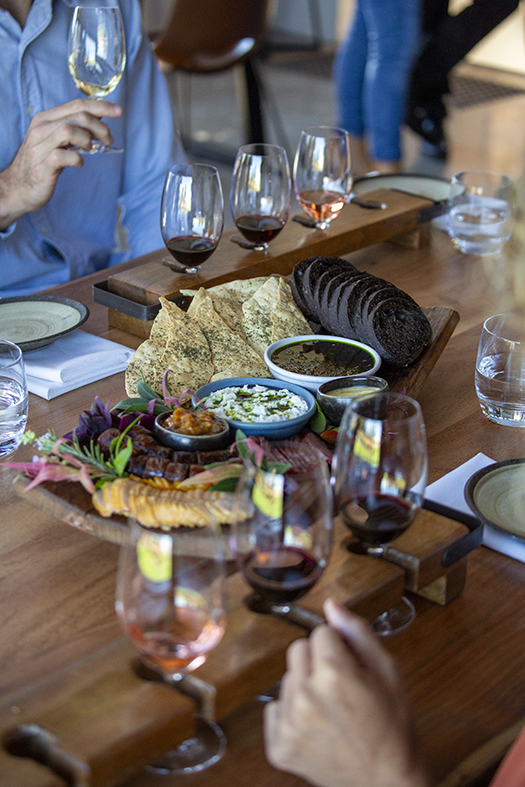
left=68, top=6, right=126, bottom=154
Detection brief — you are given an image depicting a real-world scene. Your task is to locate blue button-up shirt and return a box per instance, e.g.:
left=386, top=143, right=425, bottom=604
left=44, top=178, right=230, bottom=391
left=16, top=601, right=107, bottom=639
left=0, top=0, right=183, bottom=297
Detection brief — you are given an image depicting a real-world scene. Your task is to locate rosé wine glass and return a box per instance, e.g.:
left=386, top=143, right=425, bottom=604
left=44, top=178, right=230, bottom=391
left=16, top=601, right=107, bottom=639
left=116, top=519, right=227, bottom=773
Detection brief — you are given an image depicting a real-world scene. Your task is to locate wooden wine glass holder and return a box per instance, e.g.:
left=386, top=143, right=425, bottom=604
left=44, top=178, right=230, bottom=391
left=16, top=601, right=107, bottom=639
left=97, top=189, right=441, bottom=338
left=0, top=510, right=472, bottom=787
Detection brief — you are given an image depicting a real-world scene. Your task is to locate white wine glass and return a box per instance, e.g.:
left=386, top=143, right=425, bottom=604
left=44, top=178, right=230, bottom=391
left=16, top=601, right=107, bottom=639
left=161, top=163, right=224, bottom=275
left=332, top=392, right=428, bottom=636
left=68, top=6, right=126, bottom=153
left=293, top=126, right=353, bottom=230
left=116, top=520, right=227, bottom=773
left=230, top=143, right=291, bottom=251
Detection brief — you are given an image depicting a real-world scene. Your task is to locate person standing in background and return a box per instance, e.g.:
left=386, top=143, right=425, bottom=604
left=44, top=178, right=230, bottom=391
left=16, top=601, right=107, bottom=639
left=406, top=0, right=520, bottom=158
left=333, top=0, right=422, bottom=178
left=0, top=0, right=185, bottom=298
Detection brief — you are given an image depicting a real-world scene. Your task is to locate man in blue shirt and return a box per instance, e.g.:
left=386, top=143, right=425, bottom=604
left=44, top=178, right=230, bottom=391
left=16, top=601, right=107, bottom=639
left=0, top=0, right=184, bottom=297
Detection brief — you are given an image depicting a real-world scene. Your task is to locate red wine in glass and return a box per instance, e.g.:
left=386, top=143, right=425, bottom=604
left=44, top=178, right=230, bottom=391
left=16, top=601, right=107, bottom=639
left=161, top=163, right=223, bottom=275
left=165, top=235, right=218, bottom=268
left=240, top=545, right=323, bottom=605
left=339, top=493, right=417, bottom=547
left=234, top=215, right=285, bottom=246
left=230, top=143, right=291, bottom=251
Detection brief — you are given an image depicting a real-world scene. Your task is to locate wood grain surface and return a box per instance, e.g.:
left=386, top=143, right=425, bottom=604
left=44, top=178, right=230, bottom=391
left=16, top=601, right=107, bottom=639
left=1, top=224, right=525, bottom=786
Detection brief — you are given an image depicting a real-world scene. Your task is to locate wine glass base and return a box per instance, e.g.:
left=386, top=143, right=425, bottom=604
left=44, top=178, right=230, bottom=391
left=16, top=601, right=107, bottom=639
left=314, top=221, right=330, bottom=230
left=144, top=717, right=226, bottom=775
left=162, top=258, right=199, bottom=275
left=371, top=596, right=415, bottom=637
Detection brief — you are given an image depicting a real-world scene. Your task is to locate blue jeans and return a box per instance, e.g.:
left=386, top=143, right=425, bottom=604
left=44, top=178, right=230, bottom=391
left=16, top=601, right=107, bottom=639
left=334, top=0, right=421, bottom=162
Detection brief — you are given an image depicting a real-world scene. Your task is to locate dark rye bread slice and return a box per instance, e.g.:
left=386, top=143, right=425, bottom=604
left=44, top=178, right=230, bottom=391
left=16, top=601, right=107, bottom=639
left=326, top=272, right=365, bottom=335
left=291, top=259, right=317, bottom=320
left=301, top=256, right=356, bottom=322
left=319, top=270, right=356, bottom=330
left=368, top=297, right=432, bottom=366
left=336, top=274, right=376, bottom=339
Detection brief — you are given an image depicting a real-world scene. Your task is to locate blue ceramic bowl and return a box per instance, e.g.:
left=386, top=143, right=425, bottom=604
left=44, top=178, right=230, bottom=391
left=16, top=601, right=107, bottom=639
left=194, top=377, right=316, bottom=439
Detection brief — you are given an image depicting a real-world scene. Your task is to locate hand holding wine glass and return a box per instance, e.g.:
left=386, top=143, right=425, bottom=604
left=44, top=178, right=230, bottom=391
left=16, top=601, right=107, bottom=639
left=161, top=163, right=224, bottom=275
left=293, top=126, right=353, bottom=230
left=332, top=392, right=427, bottom=636
left=231, top=449, right=333, bottom=614
left=230, top=143, right=291, bottom=251
left=116, top=520, right=227, bottom=773
left=68, top=6, right=126, bottom=153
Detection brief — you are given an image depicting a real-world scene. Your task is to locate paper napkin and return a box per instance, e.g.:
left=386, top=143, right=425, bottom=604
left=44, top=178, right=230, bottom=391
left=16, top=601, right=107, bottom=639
left=426, top=453, right=525, bottom=564
left=24, top=330, right=134, bottom=400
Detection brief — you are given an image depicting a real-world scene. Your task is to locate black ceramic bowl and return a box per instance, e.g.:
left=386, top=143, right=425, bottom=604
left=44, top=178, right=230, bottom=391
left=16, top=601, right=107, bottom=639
left=316, top=376, right=389, bottom=426
left=153, top=411, right=231, bottom=452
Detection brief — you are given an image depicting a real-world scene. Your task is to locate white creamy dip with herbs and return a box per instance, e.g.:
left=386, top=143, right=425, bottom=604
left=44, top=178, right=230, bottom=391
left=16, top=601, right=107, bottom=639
left=202, top=384, right=308, bottom=423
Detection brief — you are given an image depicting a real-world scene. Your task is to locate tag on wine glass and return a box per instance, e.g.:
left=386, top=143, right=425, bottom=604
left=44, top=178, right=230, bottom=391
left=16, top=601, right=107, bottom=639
left=137, top=531, right=173, bottom=583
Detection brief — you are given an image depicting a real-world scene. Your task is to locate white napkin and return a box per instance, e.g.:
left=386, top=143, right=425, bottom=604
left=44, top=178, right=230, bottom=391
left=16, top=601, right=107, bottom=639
left=426, top=452, right=525, bottom=564
left=24, top=330, right=134, bottom=400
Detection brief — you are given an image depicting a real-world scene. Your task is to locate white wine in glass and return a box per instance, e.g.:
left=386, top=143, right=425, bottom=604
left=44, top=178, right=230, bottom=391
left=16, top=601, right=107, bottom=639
left=293, top=126, right=353, bottom=229
left=68, top=6, right=126, bottom=153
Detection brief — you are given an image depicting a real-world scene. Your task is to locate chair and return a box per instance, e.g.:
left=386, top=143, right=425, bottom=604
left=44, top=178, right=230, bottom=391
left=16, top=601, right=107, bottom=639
left=152, top=0, right=272, bottom=157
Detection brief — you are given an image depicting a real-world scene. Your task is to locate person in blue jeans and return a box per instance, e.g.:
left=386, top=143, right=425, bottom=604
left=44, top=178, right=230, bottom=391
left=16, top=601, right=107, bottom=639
left=333, top=0, right=422, bottom=178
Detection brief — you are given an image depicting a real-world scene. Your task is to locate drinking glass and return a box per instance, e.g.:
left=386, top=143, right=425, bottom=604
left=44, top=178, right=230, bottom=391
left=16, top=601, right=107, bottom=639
left=293, top=126, right=353, bottom=230
left=68, top=6, right=126, bottom=153
left=475, top=312, right=525, bottom=425
left=116, top=520, right=227, bottom=773
left=0, top=340, right=28, bottom=458
left=332, top=392, right=427, bottom=636
left=447, top=170, right=513, bottom=256
left=230, top=143, right=291, bottom=251
left=231, top=450, right=333, bottom=613
left=161, top=163, right=224, bottom=275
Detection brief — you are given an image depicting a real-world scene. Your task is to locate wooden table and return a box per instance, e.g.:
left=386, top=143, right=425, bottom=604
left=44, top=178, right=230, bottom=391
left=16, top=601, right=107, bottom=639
left=1, top=219, right=525, bottom=787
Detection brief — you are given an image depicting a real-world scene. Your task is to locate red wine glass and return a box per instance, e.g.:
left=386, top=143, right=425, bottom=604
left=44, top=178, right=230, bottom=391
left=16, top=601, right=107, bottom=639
left=230, top=143, right=291, bottom=251
left=332, top=392, right=428, bottom=636
left=116, top=520, right=227, bottom=773
left=230, top=449, right=333, bottom=613
left=161, top=163, right=224, bottom=275
left=293, top=126, right=353, bottom=230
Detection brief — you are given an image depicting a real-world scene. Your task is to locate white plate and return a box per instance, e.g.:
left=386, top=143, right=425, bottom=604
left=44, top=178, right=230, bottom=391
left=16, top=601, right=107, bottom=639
left=353, top=173, right=450, bottom=204
left=0, top=296, right=89, bottom=351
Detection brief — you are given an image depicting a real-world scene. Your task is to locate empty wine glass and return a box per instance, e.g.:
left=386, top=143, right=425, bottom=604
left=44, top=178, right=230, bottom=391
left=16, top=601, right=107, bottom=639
left=68, top=6, right=126, bottom=153
left=0, top=340, right=28, bottom=457
left=116, top=520, right=227, bottom=773
left=161, top=163, right=224, bottom=275
left=332, top=392, right=427, bottom=636
left=293, top=126, right=353, bottom=229
left=230, top=143, right=291, bottom=251
left=231, top=448, right=333, bottom=615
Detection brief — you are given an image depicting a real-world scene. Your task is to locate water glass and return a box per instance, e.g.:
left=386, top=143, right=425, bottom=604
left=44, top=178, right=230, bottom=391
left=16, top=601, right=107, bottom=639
left=0, top=340, right=28, bottom=457
left=447, top=170, right=513, bottom=256
left=476, top=313, right=525, bottom=426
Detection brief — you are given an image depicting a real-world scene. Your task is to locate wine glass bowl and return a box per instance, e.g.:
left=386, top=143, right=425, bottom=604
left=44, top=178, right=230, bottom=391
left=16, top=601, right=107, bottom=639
left=68, top=6, right=126, bottom=153
left=332, top=392, right=427, bottom=635
left=230, top=143, right=291, bottom=251
left=161, top=163, right=224, bottom=275
left=231, top=449, right=333, bottom=611
left=116, top=520, right=227, bottom=773
left=293, top=126, right=353, bottom=230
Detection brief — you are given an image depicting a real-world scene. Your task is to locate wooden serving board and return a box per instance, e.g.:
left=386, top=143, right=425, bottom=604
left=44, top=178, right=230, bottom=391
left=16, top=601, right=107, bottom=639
left=106, top=188, right=438, bottom=337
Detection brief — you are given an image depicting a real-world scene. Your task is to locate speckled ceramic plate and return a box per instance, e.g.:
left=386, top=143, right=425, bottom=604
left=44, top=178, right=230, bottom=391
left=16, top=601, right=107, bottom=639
left=0, top=296, right=89, bottom=351
left=465, top=458, right=525, bottom=544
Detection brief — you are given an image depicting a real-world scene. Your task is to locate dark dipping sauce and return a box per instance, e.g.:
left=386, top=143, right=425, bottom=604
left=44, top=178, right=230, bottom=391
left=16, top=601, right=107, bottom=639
left=271, top=340, right=375, bottom=377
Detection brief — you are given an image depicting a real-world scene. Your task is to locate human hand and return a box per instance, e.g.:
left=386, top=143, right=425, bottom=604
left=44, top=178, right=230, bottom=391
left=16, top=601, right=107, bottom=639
left=0, top=99, right=123, bottom=229
left=264, top=599, right=431, bottom=787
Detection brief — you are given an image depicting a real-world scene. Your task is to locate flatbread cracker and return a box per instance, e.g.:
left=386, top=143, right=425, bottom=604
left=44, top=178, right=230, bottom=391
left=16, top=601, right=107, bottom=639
left=241, top=278, right=281, bottom=355
left=271, top=278, right=312, bottom=342
left=125, top=340, right=165, bottom=396
left=188, top=289, right=270, bottom=378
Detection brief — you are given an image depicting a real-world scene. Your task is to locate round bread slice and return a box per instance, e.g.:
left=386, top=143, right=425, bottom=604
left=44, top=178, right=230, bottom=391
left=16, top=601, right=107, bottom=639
left=291, top=259, right=317, bottom=320
left=368, top=298, right=432, bottom=366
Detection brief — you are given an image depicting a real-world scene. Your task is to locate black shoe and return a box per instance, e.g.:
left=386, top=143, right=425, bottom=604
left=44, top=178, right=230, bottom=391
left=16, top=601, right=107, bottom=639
left=406, top=103, right=448, bottom=159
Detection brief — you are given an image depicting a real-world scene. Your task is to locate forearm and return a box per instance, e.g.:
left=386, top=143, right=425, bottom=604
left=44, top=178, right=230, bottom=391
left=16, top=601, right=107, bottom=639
left=0, top=165, right=27, bottom=230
